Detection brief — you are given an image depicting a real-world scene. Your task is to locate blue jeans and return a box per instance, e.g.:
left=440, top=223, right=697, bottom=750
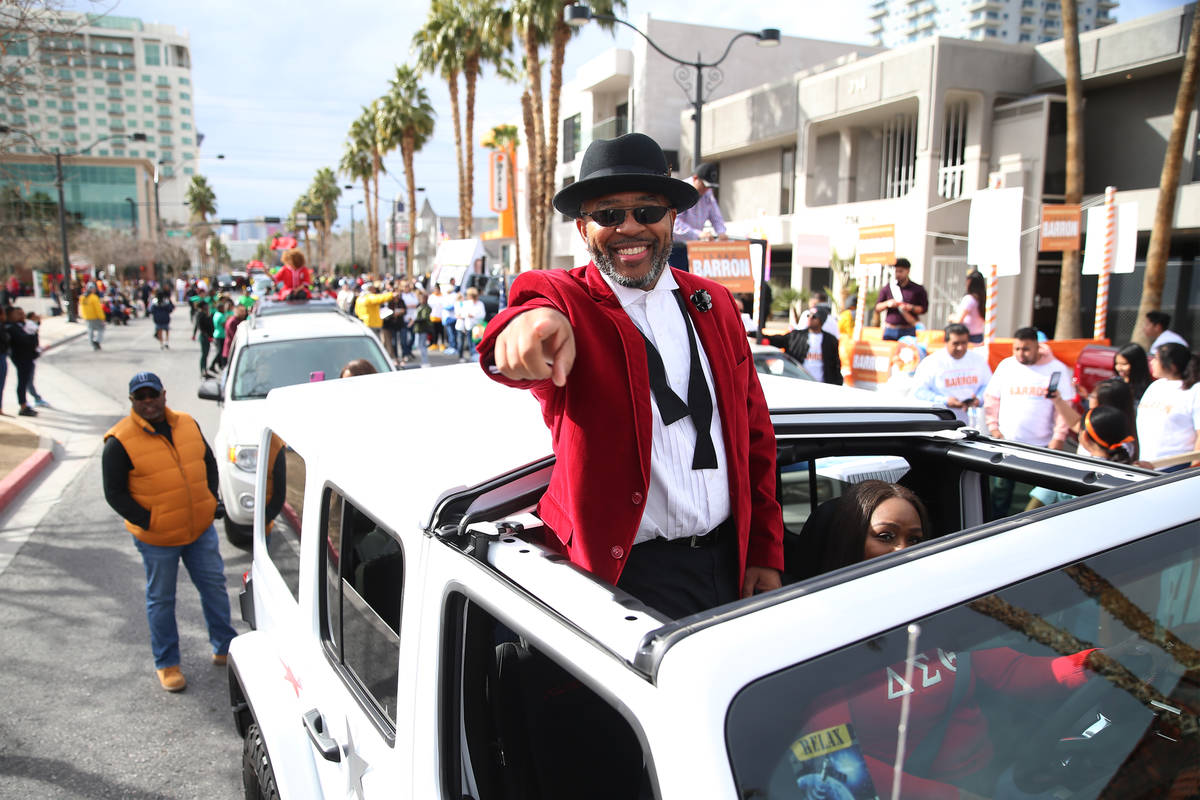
left=399, top=324, right=414, bottom=358
left=443, top=319, right=458, bottom=352
left=883, top=326, right=917, bottom=341
left=132, top=524, right=237, bottom=669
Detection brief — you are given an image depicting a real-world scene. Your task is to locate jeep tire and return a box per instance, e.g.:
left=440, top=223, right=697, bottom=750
left=242, top=722, right=280, bottom=800
left=225, top=517, right=253, bottom=550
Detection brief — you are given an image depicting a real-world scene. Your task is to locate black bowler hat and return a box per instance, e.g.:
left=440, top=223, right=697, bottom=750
left=553, top=133, right=699, bottom=219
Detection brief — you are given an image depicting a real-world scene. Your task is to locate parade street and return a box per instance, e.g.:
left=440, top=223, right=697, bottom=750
left=0, top=310, right=244, bottom=799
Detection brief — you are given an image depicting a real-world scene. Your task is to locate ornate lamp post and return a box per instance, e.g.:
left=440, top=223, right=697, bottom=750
left=563, top=4, right=780, bottom=168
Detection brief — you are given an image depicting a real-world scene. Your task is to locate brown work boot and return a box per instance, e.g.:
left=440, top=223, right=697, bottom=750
left=156, top=665, right=187, bottom=692
left=211, top=653, right=227, bottom=666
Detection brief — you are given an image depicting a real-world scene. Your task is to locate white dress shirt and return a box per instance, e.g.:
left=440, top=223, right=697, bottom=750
left=599, top=268, right=731, bottom=544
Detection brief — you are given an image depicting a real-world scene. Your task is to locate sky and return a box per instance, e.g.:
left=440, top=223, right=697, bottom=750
left=67, top=0, right=1182, bottom=232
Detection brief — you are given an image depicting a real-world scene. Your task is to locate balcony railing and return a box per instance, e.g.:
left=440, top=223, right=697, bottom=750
left=155, top=93, right=171, bottom=103
left=591, top=116, right=628, bottom=142
left=107, top=106, right=124, bottom=115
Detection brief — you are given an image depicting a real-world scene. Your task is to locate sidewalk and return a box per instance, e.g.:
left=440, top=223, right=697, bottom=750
left=0, top=416, right=53, bottom=514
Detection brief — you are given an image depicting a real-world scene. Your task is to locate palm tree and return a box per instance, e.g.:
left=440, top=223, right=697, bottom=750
left=184, top=174, right=217, bottom=272
left=483, top=123, right=521, bottom=273
left=413, top=2, right=467, bottom=237
left=309, top=167, right=341, bottom=271
left=379, top=65, right=436, bottom=276
left=1134, top=9, right=1200, bottom=347
left=1053, top=0, right=1084, bottom=339
left=340, top=112, right=379, bottom=273
left=512, top=0, right=624, bottom=269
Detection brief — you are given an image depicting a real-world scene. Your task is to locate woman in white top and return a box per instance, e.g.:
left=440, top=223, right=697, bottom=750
left=947, top=270, right=986, bottom=344
left=457, top=286, right=487, bottom=361
left=1136, top=342, right=1200, bottom=471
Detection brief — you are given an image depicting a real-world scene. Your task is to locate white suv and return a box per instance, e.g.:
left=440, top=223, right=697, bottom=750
left=198, top=308, right=392, bottom=548
left=228, top=366, right=1200, bottom=800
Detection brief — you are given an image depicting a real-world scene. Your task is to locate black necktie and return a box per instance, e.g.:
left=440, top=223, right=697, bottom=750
left=639, top=290, right=717, bottom=470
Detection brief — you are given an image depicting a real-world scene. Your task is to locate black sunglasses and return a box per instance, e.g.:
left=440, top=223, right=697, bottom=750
left=131, top=389, right=162, bottom=401
left=580, top=205, right=670, bottom=228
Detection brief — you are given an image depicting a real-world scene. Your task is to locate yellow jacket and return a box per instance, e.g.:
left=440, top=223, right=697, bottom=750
left=104, top=408, right=217, bottom=547
left=355, top=291, right=394, bottom=329
left=80, top=293, right=106, bottom=321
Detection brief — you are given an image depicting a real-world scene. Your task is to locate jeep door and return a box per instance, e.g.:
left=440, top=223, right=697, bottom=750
left=304, top=485, right=414, bottom=797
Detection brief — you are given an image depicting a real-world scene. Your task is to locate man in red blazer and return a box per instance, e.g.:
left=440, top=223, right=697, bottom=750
left=478, top=133, right=783, bottom=618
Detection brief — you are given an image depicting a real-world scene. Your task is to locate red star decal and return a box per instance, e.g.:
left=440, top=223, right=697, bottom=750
left=281, top=659, right=302, bottom=698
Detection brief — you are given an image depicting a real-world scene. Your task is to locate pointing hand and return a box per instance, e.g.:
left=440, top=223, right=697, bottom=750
left=493, top=308, right=576, bottom=387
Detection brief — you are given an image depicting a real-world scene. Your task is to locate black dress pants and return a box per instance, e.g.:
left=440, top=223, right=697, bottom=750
left=616, top=521, right=739, bottom=619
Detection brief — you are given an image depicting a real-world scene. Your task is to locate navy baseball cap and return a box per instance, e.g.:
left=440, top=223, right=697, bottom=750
left=129, top=372, right=164, bottom=394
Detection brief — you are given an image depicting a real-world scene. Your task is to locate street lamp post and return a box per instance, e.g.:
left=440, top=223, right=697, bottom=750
left=0, top=126, right=148, bottom=321
left=564, top=4, right=779, bottom=169
left=125, top=196, right=137, bottom=237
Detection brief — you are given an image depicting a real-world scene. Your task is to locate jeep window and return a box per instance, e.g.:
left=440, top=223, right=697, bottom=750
left=728, top=521, right=1200, bottom=799
left=262, top=432, right=304, bottom=602
left=778, top=454, right=912, bottom=531
left=321, top=488, right=403, bottom=727
left=230, top=336, right=389, bottom=400
left=440, top=593, right=652, bottom=800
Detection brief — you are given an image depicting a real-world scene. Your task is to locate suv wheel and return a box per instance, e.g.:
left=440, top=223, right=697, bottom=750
left=242, top=722, right=280, bottom=800
left=225, top=517, right=253, bottom=550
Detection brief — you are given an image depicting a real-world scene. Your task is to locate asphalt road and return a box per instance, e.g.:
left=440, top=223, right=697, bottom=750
left=0, top=306, right=246, bottom=799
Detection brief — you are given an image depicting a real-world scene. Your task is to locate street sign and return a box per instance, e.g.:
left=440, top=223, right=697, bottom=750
left=1038, top=204, right=1081, bottom=251
left=489, top=150, right=509, bottom=212
left=687, top=240, right=755, bottom=294
left=856, top=224, right=895, bottom=266
left=166, top=229, right=192, bottom=237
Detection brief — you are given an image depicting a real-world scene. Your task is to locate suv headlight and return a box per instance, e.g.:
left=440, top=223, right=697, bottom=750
left=229, top=445, right=258, bottom=473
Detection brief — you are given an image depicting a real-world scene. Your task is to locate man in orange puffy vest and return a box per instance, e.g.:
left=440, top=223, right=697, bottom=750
left=102, top=372, right=237, bottom=692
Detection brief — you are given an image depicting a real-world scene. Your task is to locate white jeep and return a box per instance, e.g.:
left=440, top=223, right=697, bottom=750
left=227, top=365, right=1199, bottom=799
left=198, top=308, right=392, bottom=548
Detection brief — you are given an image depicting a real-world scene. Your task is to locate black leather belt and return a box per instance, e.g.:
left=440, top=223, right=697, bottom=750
left=659, top=517, right=733, bottom=549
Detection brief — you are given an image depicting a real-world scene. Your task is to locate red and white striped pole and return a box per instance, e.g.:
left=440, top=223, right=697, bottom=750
left=1094, top=186, right=1116, bottom=341
left=984, top=263, right=998, bottom=344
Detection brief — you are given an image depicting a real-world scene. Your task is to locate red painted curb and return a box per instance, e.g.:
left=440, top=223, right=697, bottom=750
left=0, top=448, right=54, bottom=514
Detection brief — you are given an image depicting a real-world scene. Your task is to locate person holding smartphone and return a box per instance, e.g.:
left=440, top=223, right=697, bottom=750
left=983, top=327, right=1075, bottom=450
left=912, top=323, right=992, bottom=424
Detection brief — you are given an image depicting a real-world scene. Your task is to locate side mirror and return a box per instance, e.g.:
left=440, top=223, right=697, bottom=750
left=197, top=378, right=222, bottom=401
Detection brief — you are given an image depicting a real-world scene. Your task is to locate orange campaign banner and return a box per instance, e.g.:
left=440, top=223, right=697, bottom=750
left=1038, top=204, right=1081, bottom=251
left=857, top=224, right=896, bottom=265
left=687, top=240, right=755, bottom=294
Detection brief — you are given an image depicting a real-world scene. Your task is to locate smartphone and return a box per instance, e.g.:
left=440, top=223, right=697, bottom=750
left=309, top=371, right=325, bottom=382
left=1046, top=372, right=1060, bottom=397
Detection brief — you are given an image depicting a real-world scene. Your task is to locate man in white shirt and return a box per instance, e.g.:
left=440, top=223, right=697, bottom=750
left=763, top=308, right=843, bottom=385
left=1143, top=311, right=1188, bottom=357
left=912, top=324, right=992, bottom=424
left=479, top=132, right=783, bottom=619
left=984, top=327, right=1076, bottom=449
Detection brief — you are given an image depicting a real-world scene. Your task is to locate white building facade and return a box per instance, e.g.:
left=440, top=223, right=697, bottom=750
left=700, top=3, right=1200, bottom=343
left=869, top=0, right=1116, bottom=48
left=548, top=16, right=878, bottom=269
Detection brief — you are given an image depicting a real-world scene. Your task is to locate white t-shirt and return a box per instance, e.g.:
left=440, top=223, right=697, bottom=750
left=984, top=356, right=1075, bottom=446
left=1136, top=379, right=1200, bottom=462
left=803, top=332, right=826, bottom=382
left=1150, top=329, right=1188, bottom=356
left=912, top=348, right=993, bottom=423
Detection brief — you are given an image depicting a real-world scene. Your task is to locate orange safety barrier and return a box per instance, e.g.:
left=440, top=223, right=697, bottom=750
left=981, top=338, right=1110, bottom=372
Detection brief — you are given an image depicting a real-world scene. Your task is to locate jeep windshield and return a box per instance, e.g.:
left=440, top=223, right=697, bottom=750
left=230, top=336, right=389, bottom=399
left=726, top=522, right=1200, bottom=799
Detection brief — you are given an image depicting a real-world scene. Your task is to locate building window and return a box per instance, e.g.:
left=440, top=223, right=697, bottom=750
left=938, top=100, right=969, bottom=200
left=562, top=114, right=581, bottom=163
left=615, top=102, right=629, bottom=137
left=560, top=176, right=575, bottom=222
left=184, top=167, right=194, bottom=175
left=178, top=77, right=189, bottom=85
left=129, top=150, right=138, bottom=156
left=180, top=92, right=190, bottom=101
left=125, top=89, right=134, bottom=97
left=142, top=75, right=151, bottom=83
left=144, top=43, right=160, bottom=66
left=881, top=112, right=918, bottom=199
left=780, top=146, right=795, bottom=215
